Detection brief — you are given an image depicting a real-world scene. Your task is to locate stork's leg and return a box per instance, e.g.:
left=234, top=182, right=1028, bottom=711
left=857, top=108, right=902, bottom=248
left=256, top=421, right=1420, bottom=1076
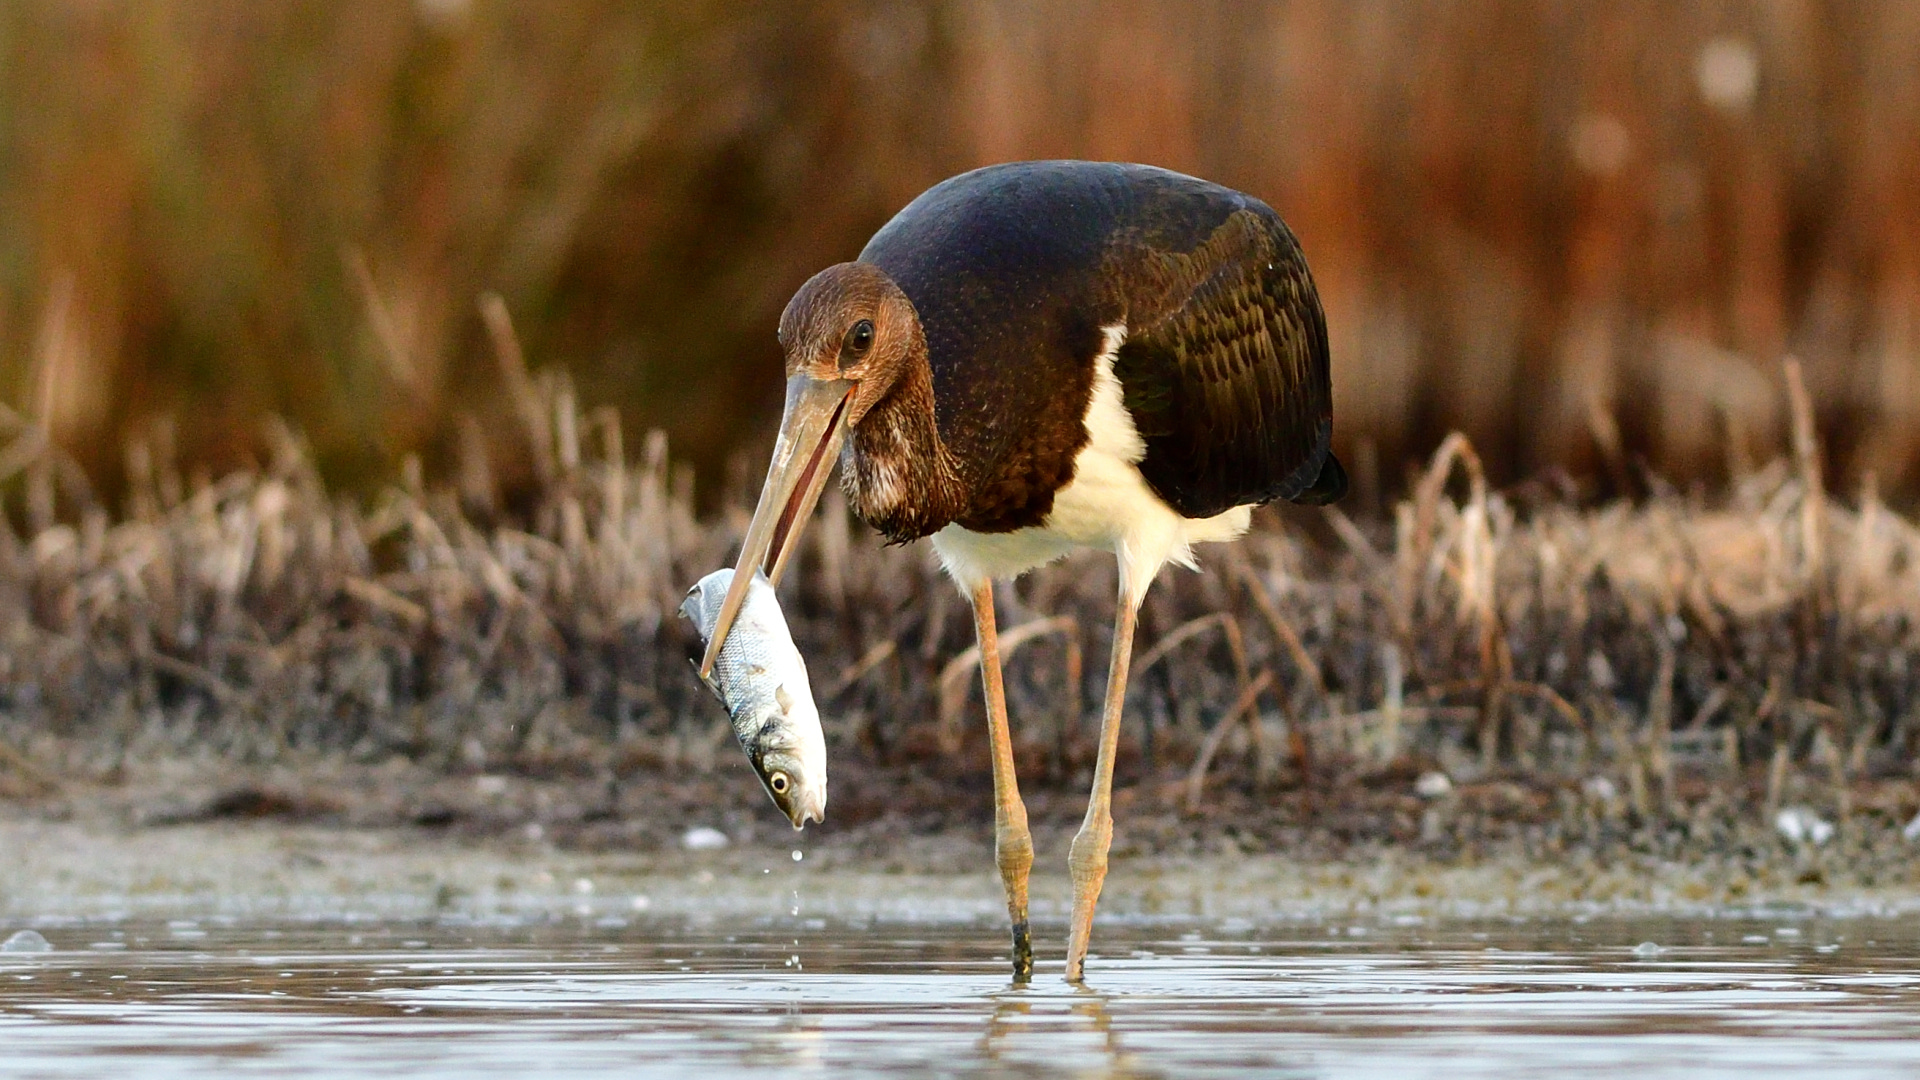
left=1065, top=583, right=1144, bottom=983
left=970, top=579, right=1035, bottom=982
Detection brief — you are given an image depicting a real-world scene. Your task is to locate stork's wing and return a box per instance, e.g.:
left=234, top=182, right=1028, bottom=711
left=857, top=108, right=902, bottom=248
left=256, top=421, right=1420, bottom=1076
left=1110, top=208, right=1342, bottom=519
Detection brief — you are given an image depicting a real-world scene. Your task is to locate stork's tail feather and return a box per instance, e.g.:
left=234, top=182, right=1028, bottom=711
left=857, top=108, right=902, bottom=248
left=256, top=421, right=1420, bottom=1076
left=1290, top=451, right=1347, bottom=506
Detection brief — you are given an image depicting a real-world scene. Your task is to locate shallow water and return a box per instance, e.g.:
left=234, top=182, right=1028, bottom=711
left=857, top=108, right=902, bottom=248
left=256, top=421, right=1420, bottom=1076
left=4, top=912, right=1919, bottom=1079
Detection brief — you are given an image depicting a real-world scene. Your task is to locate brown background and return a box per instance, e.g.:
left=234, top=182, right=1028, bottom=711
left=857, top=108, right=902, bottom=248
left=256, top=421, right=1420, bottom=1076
left=3, top=1, right=1916, bottom=508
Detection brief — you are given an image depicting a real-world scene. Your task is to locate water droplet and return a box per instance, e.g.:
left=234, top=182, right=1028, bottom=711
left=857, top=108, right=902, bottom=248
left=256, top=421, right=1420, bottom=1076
left=2, top=930, right=51, bottom=953
left=681, top=826, right=730, bottom=851
left=791, top=849, right=803, bottom=862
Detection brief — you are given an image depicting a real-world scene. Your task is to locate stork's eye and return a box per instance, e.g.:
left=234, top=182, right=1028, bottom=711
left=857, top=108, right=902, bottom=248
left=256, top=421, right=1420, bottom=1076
left=843, top=319, right=874, bottom=359
left=768, top=771, right=790, bottom=794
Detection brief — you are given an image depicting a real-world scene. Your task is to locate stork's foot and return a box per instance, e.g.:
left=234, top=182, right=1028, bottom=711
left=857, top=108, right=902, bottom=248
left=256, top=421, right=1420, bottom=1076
left=1065, top=580, right=1140, bottom=984
left=997, top=815, right=1035, bottom=981
left=971, top=578, right=1036, bottom=984
left=1064, top=809, right=1113, bottom=982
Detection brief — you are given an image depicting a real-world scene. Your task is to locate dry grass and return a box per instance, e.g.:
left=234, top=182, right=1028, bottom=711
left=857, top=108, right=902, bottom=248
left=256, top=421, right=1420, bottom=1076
left=1, top=348, right=1915, bottom=844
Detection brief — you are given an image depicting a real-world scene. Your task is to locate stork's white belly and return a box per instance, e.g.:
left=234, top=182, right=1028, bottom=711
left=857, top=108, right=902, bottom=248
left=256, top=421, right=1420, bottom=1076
left=932, top=324, right=1250, bottom=602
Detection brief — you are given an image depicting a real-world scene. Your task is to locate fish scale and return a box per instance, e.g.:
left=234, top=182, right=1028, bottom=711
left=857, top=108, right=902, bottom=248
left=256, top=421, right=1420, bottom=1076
left=680, top=568, right=827, bottom=829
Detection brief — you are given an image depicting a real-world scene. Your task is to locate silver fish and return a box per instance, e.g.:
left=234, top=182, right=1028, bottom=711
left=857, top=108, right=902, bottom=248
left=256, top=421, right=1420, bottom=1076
left=680, top=568, right=827, bottom=828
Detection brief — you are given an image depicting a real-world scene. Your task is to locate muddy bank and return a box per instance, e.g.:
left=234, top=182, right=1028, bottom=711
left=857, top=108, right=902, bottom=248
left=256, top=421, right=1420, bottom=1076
left=5, top=752, right=1918, bottom=924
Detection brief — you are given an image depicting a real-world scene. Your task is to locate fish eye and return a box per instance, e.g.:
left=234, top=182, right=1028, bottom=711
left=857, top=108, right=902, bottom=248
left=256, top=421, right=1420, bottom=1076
left=769, top=771, right=790, bottom=794
left=843, top=319, right=874, bottom=359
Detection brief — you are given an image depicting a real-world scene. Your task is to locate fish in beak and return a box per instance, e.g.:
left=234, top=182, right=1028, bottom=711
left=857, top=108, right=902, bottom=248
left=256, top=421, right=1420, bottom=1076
left=698, top=373, right=853, bottom=679
left=681, top=567, right=827, bottom=829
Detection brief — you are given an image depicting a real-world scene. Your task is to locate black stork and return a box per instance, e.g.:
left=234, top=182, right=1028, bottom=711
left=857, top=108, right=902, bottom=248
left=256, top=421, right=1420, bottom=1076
left=700, top=160, right=1344, bottom=982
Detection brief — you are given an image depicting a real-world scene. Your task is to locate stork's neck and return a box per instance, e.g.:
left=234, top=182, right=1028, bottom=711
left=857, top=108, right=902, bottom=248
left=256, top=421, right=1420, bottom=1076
left=840, top=355, right=962, bottom=542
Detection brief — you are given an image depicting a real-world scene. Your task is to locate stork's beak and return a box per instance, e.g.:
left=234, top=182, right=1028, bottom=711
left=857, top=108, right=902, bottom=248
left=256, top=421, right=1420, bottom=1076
left=699, top=374, right=853, bottom=678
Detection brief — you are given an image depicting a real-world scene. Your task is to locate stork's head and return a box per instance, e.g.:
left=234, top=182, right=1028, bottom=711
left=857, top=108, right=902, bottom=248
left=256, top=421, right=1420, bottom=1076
left=699, top=262, right=923, bottom=677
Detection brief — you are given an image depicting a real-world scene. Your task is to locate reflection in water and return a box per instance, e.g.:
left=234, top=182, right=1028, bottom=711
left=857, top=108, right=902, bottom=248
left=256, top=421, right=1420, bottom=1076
left=0, top=915, right=1918, bottom=1078
left=975, top=989, right=1136, bottom=1076
left=1068, top=988, right=1143, bottom=1079
left=977, top=993, right=1031, bottom=1061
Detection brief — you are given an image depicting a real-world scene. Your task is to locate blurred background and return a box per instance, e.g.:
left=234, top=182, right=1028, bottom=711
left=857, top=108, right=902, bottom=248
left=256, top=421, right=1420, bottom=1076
left=3, top=0, right=1918, bottom=513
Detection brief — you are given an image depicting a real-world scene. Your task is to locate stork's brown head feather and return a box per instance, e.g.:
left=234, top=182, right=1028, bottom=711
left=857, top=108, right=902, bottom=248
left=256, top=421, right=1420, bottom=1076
left=779, top=262, right=926, bottom=431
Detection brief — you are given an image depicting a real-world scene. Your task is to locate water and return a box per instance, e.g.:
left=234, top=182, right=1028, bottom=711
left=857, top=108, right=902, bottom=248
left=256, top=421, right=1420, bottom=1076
left=2, top=914, right=1917, bottom=1078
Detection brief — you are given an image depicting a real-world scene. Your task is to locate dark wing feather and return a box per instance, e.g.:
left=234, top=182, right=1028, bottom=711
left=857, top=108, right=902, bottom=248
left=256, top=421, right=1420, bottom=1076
left=1110, top=207, right=1339, bottom=518
left=859, top=161, right=1339, bottom=528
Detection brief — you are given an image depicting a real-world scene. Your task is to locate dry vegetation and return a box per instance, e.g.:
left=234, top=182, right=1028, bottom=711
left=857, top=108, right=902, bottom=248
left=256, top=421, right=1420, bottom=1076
left=1, top=327, right=1915, bottom=854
